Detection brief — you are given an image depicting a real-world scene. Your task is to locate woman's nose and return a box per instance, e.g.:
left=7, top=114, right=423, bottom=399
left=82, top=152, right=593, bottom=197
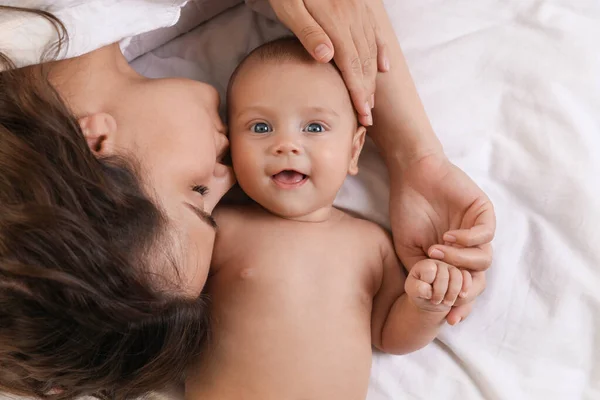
left=216, top=132, right=229, bottom=159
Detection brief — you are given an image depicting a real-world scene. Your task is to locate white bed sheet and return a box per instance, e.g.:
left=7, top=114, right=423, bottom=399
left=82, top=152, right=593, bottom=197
left=131, top=1, right=600, bottom=399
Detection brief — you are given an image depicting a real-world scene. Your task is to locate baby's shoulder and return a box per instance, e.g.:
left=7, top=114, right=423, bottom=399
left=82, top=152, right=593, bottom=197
left=213, top=204, right=261, bottom=236
left=337, top=211, right=393, bottom=255
left=212, top=205, right=260, bottom=268
left=214, top=204, right=260, bottom=222
left=338, top=210, right=387, bottom=234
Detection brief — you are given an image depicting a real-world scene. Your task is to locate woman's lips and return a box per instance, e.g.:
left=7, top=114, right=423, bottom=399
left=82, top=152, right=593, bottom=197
left=271, top=170, right=308, bottom=189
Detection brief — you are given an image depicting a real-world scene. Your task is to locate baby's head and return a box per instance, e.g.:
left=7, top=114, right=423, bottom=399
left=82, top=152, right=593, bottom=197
left=227, top=37, right=366, bottom=220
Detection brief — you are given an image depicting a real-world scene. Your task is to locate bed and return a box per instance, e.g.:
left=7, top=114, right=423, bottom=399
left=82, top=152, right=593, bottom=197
left=125, top=0, right=600, bottom=399
left=2, top=0, right=597, bottom=399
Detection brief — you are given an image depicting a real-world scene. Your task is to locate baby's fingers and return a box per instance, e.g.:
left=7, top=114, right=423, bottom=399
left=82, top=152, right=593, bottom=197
left=410, top=259, right=438, bottom=284
left=405, top=279, right=433, bottom=301
left=431, top=264, right=449, bottom=305
left=443, top=267, right=463, bottom=306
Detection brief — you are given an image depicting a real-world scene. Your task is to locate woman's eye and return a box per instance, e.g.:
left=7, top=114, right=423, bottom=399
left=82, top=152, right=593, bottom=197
left=192, top=185, right=209, bottom=196
left=304, top=123, right=324, bottom=133
left=251, top=122, right=271, bottom=134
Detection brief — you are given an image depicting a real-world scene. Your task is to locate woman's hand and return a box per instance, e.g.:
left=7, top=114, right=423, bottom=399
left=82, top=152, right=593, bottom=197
left=389, top=153, right=496, bottom=324
left=267, top=0, right=389, bottom=126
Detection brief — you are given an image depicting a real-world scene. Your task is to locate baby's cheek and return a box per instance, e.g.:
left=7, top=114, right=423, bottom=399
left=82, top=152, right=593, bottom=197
left=234, top=163, right=263, bottom=198
left=316, top=152, right=351, bottom=181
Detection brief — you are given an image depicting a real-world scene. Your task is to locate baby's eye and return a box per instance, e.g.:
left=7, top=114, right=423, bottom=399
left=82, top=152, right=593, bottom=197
left=304, top=123, right=324, bottom=133
left=251, top=122, right=272, bottom=134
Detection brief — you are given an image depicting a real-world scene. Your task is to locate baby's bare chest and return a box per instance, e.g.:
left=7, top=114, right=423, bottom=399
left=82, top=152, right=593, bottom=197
left=201, top=218, right=382, bottom=399
left=213, top=221, right=380, bottom=302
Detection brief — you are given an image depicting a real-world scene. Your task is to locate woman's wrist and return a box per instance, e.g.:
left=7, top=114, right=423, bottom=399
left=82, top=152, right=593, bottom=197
left=370, top=126, right=444, bottom=173
left=366, top=0, right=445, bottom=173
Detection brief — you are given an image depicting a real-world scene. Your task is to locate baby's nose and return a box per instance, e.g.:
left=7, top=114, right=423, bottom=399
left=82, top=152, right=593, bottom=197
left=271, top=136, right=302, bottom=156
left=275, top=143, right=300, bottom=155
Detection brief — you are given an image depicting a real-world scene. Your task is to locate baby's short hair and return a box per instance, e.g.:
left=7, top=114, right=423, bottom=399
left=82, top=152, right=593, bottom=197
left=245, top=36, right=314, bottom=64
left=227, top=36, right=337, bottom=108
left=226, top=36, right=358, bottom=125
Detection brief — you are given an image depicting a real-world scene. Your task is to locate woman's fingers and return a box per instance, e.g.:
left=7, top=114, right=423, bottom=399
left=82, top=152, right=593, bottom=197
left=271, top=0, right=335, bottom=63
left=270, top=0, right=387, bottom=125
left=369, top=5, right=389, bottom=72
left=306, top=1, right=375, bottom=124
left=446, top=302, right=474, bottom=326
left=453, top=271, right=485, bottom=307
left=360, top=7, right=378, bottom=107
left=331, top=30, right=373, bottom=125
left=443, top=225, right=494, bottom=248
left=443, top=200, right=496, bottom=247
left=428, top=243, right=492, bottom=271
left=460, top=269, right=472, bottom=299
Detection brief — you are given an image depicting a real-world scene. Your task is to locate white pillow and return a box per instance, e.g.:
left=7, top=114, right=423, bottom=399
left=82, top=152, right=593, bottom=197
left=0, top=0, right=243, bottom=68
left=245, top=0, right=277, bottom=20
left=123, top=0, right=244, bottom=61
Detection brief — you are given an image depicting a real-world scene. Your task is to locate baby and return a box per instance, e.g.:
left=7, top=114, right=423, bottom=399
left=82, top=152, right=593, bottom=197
left=186, top=38, right=470, bottom=400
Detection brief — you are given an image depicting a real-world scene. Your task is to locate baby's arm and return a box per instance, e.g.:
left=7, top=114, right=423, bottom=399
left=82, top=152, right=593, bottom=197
left=371, top=235, right=468, bottom=355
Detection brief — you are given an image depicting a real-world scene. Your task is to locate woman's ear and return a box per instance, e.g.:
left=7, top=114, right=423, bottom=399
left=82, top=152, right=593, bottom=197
left=348, top=126, right=367, bottom=176
left=78, top=113, right=118, bottom=156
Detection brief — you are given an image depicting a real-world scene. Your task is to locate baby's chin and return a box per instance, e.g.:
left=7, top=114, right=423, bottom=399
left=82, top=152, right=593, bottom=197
left=261, top=200, right=333, bottom=223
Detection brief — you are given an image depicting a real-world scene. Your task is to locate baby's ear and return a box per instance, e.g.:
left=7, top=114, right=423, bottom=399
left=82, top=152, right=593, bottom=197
left=348, top=126, right=367, bottom=176
left=78, top=113, right=118, bottom=156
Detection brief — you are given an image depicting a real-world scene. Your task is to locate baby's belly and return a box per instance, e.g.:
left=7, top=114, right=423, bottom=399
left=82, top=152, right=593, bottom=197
left=187, top=266, right=374, bottom=400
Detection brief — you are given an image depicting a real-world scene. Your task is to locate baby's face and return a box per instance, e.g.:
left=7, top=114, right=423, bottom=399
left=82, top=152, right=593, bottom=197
left=228, top=59, right=365, bottom=220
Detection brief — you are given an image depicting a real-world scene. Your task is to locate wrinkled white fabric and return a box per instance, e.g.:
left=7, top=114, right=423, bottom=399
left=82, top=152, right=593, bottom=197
left=1, top=0, right=598, bottom=399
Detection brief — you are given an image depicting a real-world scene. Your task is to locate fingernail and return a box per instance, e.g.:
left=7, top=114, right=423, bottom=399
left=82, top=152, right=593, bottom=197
left=314, top=44, right=331, bottom=61
left=384, top=57, right=390, bottom=71
left=429, top=249, right=444, bottom=259
left=443, top=234, right=456, bottom=243
left=459, top=291, right=467, bottom=298
left=364, top=102, right=371, bottom=116
left=370, top=94, right=375, bottom=108
left=366, top=114, right=373, bottom=126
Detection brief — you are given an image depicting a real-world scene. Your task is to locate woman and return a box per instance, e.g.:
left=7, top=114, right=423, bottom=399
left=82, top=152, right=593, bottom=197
left=0, top=0, right=494, bottom=398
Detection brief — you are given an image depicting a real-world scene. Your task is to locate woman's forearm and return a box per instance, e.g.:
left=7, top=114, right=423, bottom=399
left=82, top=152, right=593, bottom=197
left=369, top=0, right=444, bottom=171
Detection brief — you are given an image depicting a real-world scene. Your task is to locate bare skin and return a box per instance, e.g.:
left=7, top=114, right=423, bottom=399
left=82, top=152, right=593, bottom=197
left=186, top=51, right=468, bottom=400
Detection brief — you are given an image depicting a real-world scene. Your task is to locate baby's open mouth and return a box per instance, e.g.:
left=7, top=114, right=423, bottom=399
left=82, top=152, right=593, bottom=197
left=272, top=170, right=308, bottom=189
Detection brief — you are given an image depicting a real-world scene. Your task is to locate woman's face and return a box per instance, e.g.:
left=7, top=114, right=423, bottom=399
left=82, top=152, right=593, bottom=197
left=110, top=78, right=235, bottom=295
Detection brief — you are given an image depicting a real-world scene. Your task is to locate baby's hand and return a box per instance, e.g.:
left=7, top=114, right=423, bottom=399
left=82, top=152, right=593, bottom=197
left=405, top=260, right=471, bottom=319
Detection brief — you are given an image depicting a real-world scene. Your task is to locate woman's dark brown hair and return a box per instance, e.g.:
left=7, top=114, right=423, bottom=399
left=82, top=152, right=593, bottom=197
left=0, top=6, right=209, bottom=399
